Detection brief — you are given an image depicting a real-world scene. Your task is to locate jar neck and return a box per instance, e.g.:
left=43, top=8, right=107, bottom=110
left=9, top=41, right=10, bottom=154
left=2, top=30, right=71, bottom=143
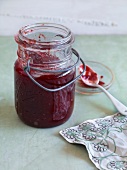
left=15, top=23, right=74, bottom=67
left=16, top=23, right=74, bottom=50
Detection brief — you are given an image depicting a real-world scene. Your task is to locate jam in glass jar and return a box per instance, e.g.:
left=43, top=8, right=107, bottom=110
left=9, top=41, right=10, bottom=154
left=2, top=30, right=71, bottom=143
left=14, top=23, right=85, bottom=128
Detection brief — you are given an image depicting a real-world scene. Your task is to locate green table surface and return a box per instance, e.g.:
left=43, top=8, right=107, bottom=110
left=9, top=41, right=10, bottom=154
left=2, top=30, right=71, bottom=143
left=0, top=35, right=127, bottom=170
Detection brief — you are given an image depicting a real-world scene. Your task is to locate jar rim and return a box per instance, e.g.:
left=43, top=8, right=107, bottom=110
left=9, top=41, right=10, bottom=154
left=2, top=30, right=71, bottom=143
left=16, top=23, right=74, bottom=50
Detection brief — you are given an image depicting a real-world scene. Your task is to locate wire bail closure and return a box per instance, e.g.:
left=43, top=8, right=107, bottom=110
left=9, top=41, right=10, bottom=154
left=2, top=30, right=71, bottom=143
left=24, top=48, right=86, bottom=92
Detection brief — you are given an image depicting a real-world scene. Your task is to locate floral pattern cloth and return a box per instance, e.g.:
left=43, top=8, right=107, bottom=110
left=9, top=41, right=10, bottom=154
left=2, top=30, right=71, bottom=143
left=59, top=113, right=127, bottom=170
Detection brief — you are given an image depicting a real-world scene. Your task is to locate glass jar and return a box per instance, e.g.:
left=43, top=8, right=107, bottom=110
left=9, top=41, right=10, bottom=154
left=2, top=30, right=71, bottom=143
left=14, top=23, right=85, bottom=128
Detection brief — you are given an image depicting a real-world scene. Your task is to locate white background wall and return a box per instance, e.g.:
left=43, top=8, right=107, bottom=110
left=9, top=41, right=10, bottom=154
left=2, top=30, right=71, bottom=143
left=0, top=0, right=127, bottom=35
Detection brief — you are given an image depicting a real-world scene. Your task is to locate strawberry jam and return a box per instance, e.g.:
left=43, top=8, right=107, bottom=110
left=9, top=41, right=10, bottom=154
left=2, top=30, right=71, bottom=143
left=14, top=23, right=76, bottom=128
left=14, top=59, right=75, bottom=128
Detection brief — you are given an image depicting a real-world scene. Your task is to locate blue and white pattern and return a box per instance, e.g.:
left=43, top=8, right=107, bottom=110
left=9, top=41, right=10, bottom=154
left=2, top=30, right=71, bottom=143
left=60, top=113, right=127, bottom=170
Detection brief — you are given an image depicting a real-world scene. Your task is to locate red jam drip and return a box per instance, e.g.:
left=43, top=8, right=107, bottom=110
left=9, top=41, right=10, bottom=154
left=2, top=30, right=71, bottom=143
left=38, top=34, right=46, bottom=40
left=79, top=64, right=105, bottom=88
left=14, top=52, right=75, bottom=128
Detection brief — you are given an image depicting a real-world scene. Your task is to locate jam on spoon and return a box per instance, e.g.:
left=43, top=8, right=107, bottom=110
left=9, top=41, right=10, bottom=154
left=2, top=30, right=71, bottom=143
left=79, top=64, right=127, bottom=116
left=79, top=64, right=105, bottom=88
left=79, top=64, right=99, bottom=85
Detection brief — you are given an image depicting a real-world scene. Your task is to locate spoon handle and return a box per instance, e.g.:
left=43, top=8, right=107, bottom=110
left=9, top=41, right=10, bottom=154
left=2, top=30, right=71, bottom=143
left=97, top=84, right=127, bottom=116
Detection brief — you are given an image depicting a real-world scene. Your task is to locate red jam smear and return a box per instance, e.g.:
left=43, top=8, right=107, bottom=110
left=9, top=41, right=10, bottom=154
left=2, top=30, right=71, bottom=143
left=14, top=56, right=75, bottom=128
left=80, top=65, right=98, bottom=84
left=79, top=64, right=105, bottom=88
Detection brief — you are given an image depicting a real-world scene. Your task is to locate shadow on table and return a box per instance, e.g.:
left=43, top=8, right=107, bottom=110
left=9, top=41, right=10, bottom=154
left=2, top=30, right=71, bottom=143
left=62, top=143, right=96, bottom=168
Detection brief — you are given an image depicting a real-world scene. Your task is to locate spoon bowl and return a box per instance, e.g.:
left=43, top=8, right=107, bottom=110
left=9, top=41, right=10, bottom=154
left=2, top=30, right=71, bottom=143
left=79, top=64, right=99, bottom=86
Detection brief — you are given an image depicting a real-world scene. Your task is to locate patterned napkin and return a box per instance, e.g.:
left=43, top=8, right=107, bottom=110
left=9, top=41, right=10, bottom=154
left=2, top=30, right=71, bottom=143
left=60, top=113, right=127, bottom=170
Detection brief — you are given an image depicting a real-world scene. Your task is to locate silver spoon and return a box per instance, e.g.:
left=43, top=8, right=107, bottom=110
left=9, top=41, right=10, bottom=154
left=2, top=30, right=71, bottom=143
left=79, top=64, right=127, bottom=116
